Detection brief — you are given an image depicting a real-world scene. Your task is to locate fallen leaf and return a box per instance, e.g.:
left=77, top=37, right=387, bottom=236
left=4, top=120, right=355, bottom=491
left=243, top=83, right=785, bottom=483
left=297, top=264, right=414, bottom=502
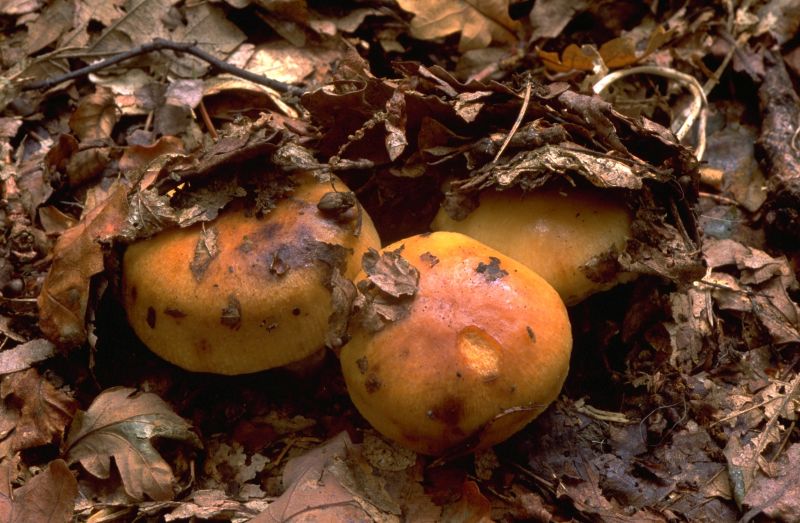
left=64, top=387, right=202, bottom=501
left=0, top=339, right=56, bottom=375
left=119, top=136, right=185, bottom=173
left=528, top=0, right=588, bottom=41
left=37, top=181, right=131, bottom=346
left=0, top=368, right=78, bottom=453
left=6, top=459, right=77, bottom=523
left=251, top=432, right=373, bottom=523
left=397, top=0, right=520, bottom=51
left=68, top=89, right=120, bottom=142
left=743, top=442, right=800, bottom=521
left=24, top=0, right=74, bottom=54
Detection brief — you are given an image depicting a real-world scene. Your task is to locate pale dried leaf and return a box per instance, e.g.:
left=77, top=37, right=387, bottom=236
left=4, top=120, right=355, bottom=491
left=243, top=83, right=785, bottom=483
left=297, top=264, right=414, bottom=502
left=397, top=0, right=520, bottom=51
left=89, top=0, right=179, bottom=54
left=64, top=387, right=201, bottom=501
left=0, top=339, right=56, bottom=375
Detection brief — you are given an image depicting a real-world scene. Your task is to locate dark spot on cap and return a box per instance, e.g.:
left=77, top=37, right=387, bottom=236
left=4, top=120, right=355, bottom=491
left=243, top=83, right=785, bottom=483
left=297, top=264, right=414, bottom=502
left=238, top=235, right=253, bottom=253
left=365, top=373, right=382, bottom=393
left=221, top=295, right=242, bottom=330
left=195, top=339, right=211, bottom=353
left=429, top=395, right=464, bottom=427
left=164, top=308, right=187, bottom=319
left=356, top=356, right=368, bottom=374
left=146, top=307, right=156, bottom=329
left=476, top=257, right=508, bottom=282
left=419, top=251, right=439, bottom=267
left=526, top=326, right=536, bottom=342
left=292, top=307, right=301, bottom=316
left=129, top=285, right=138, bottom=302
left=456, top=371, right=462, bottom=378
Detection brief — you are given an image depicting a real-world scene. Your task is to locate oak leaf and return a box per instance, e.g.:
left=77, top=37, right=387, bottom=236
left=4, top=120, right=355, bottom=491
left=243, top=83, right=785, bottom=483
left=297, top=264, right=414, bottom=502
left=64, top=387, right=202, bottom=501
left=0, top=368, right=78, bottom=453
left=397, top=0, right=519, bottom=51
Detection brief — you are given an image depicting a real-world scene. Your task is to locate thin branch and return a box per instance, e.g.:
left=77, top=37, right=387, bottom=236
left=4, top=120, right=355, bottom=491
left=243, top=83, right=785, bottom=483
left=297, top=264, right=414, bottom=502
left=21, top=38, right=305, bottom=96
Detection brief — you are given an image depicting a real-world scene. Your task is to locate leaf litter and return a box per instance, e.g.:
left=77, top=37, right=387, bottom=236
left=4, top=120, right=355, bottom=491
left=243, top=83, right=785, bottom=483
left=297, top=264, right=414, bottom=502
left=0, top=0, right=799, bottom=521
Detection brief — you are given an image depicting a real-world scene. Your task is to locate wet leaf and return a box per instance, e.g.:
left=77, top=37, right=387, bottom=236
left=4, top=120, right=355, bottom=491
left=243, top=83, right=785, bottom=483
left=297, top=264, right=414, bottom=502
left=64, top=387, right=202, bottom=501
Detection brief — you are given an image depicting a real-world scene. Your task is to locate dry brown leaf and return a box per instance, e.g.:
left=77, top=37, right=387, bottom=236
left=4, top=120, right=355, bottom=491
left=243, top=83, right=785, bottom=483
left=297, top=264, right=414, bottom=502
left=64, top=387, right=202, bottom=502
left=0, top=339, right=56, bottom=375
left=252, top=432, right=374, bottom=523
left=441, top=480, right=493, bottom=523
left=0, top=368, right=78, bottom=453
left=119, top=136, right=185, bottom=173
left=743, top=442, right=800, bottom=520
left=37, top=181, right=130, bottom=346
left=24, top=0, right=74, bottom=54
left=68, top=89, right=120, bottom=142
left=528, top=0, right=588, bottom=41
left=88, top=0, right=179, bottom=54
left=397, top=0, right=520, bottom=51
left=5, top=459, right=77, bottom=523
left=0, top=0, right=43, bottom=16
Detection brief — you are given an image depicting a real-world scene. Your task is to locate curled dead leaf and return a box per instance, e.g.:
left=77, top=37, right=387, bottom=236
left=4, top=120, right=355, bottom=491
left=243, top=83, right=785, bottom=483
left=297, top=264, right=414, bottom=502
left=64, top=387, right=202, bottom=501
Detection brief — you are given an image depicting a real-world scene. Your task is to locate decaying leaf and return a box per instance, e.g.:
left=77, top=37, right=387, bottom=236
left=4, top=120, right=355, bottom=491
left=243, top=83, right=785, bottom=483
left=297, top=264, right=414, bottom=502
left=3, top=459, right=77, bottom=523
left=742, top=443, right=800, bottom=521
left=353, top=247, right=420, bottom=333
left=0, top=338, right=56, bottom=375
left=68, top=89, right=119, bottom=142
left=397, top=0, right=520, bottom=51
left=64, top=387, right=202, bottom=501
left=251, top=432, right=375, bottom=523
left=0, top=368, right=78, bottom=453
left=37, top=182, right=130, bottom=346
left=701, top=239, right=800, bottom=344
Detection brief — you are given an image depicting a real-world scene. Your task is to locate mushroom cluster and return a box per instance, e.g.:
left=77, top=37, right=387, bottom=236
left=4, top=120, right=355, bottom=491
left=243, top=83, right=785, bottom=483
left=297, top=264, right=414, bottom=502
left=122, top=172, right=380, bottom=375
left=340, top=232, right=572, bottom=455
left=432, top=184, right=635, bottom=305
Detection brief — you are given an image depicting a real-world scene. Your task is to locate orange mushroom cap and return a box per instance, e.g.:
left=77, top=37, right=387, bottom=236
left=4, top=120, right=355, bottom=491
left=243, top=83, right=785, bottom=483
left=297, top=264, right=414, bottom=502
left=431, top=185, right=635, bottom=305
left=341, top=231, right=572, bottom=455
left=122, top=172, right=380, bottom=375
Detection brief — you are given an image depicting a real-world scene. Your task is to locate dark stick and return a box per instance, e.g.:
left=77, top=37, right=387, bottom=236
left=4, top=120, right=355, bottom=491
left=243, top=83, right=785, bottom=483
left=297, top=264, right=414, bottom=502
left=21, top=38, right=305, bottom=96
left=757, top=51, right=800, bottom=247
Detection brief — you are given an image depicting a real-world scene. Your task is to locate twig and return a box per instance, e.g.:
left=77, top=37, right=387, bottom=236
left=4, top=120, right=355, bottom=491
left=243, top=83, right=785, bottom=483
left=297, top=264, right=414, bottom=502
left=593, top=66, right=707, bottom=161
left=21, top=38, right=304, bottom=96
left=493, top=79, right=531, bottom=163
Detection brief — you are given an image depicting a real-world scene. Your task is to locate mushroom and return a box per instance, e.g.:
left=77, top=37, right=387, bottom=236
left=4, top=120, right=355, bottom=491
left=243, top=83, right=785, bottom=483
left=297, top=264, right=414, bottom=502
left=431, top=185, right=635, bottom=305
left=340, top=231, right=572, bottom=455
left=122, top=172, right=381, bottom=375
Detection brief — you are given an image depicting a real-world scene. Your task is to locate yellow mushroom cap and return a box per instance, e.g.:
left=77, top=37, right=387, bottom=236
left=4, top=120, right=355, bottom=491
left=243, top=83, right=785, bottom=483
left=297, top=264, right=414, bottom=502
left=340, top=231, right=572, bottom=456
left=122, top=172, right=380, bottom=375
left=431, top=186, right=634, bottom=305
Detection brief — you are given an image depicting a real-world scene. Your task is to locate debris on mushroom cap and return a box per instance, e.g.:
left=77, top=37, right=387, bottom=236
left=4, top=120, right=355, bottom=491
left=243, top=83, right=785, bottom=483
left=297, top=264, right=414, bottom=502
left=122, top=172, right=381, bottom=375
left=431, top=184, right=636, bottom=305
left=340, top=231, right=572, bottom=456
